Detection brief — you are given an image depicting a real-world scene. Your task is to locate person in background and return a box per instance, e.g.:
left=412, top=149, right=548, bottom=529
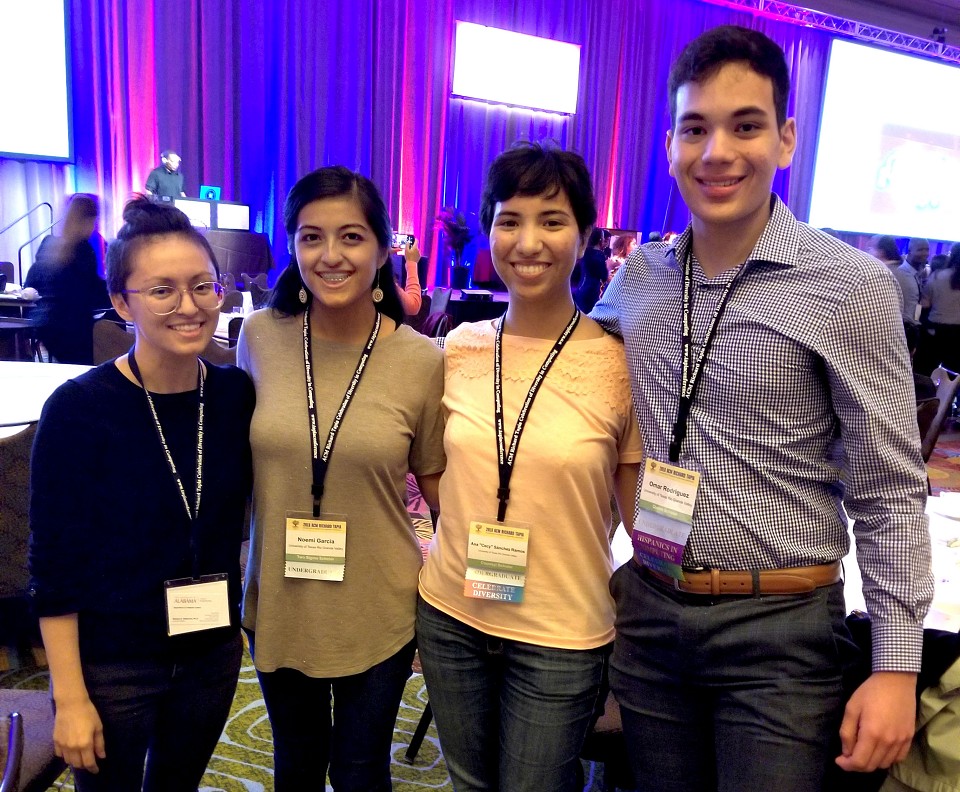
left=921, top=242, right=960, bottom=373
left=145, top=150, right=187, bottom=199
left=417, top=142, right=642, bottom=791
left=928, top=253, right=948, bottom=276
left=24, top=194, right=109, bottom=364
left=592, top=25, right=931, bottom=791
left=607, top=235, right=637, bottom=282
left=868, top=234, right=919, bottom=352
left=394, top=237, right=423, bottom=316
left=573, top=227, right=608, bottom=313
left=30, top=196, right=252, bottom=790
left=897, top=238, right=928, bottom=320
left=237, top=166, right=445, bottom=791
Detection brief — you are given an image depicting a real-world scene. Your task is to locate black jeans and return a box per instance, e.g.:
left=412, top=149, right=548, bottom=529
left=72, top=633, right=242, bottom=792
left=249, top=631, right=415, bottom=792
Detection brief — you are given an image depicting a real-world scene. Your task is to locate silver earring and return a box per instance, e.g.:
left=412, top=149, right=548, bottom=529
left=298, top=287, right=308, bottom=304
left=371, top=287, right=384, bottom=303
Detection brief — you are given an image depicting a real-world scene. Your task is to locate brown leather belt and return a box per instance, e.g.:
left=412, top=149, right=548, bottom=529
left=644, top=561, right=841, bottom=596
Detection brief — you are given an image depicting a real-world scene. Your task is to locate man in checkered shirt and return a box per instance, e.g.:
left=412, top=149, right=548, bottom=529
left=592, top=25, right=933, bottom=792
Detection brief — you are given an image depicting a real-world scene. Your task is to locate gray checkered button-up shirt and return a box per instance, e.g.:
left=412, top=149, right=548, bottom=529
left=592, top=196, right=933, bottom=673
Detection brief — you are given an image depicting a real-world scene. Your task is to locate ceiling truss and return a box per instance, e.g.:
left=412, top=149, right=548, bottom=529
left=702, top=0, right=960, bottom=64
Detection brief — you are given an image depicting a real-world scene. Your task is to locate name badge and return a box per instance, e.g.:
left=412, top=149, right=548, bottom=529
left=633, top=458, right=700, bottom=580
left=164, top=574, right=230, bottom=636
left=463, top=518, right=531, bottom=603
left=284, top=511, right=347, bottom=581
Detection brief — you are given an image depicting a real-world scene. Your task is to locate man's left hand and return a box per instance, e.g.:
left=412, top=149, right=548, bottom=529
left=836, top=671, right=916, bottom=772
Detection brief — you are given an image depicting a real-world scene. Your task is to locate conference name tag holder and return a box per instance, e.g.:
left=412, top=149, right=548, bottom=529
left=633, top=459, right=700, bottom=580
left=164, top=574, right=230, bottom=636
left=463, top=518, right=530, bottom=603
left=284, top=511, right=347, bottom=581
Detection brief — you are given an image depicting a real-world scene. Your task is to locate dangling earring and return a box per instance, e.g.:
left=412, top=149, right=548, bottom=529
left=371, top=287, right=384, bottom=303
left=299, top=286, right=308, bottom=304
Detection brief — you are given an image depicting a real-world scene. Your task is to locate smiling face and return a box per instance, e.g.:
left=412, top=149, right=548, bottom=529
left=489, top=190, right=587, bottom=307
left=666, top=61, right=796, bottom=246
left=110, top=234, right=219, bottom=364
left=294, top=196, right=387, bottom=318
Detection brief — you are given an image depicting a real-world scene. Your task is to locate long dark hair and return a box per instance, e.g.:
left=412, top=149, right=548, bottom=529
left=269, top=166, right=403, bottom=325
left=949, top=242, right=960, bottom=291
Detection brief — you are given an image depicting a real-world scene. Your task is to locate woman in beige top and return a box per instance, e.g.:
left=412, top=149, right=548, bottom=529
left=418, top=142, right=642, bottom=791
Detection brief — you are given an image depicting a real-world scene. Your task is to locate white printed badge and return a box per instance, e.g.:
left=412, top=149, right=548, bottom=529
left=284, top=512, right=347, bottom=581
left=463, top=518, right=531, bottom=603
left=164, top=574, right=231, bottom=636
left=633, top=459, right=700, bottom=580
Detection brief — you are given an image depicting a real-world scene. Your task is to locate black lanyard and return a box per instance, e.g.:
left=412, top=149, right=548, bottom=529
left=128, top=351, right=205, bottom=579
left=669, top=245, right=747, bottom=463
left=494, top=309, right=580, bottom=521
left=303, top=309, right=381, bottom=517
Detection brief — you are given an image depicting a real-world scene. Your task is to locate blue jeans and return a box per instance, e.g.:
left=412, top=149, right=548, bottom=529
left=71, top=633, right=242, bottom=792
left=249, top=632, right=415, bottom=792
left=609, top=560, right=859, bottom=792
left=416, top=598, right=608, bottom=792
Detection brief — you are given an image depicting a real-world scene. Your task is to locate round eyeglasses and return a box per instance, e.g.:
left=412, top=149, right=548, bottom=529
left=122, top=281, right=225, bottom=316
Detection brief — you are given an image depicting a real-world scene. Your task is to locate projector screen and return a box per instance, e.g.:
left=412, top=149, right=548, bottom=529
left=0, top=0, right=72, bottom=161
left=808, top=39, right=960, bottom=240
left=452, top=22, right=581, bottom=114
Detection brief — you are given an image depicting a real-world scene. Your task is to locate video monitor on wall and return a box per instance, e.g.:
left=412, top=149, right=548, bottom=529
left=808, top=39, right=960, bottom=239
left=452, top=21, right=581, bottom=114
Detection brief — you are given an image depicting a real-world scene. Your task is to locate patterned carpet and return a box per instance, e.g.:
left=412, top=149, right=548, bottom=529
left=929, top=432, right=960, bottom=495
left=5, top=440, right=957, bottom=791
left=0, top=645, right=610, bottom=792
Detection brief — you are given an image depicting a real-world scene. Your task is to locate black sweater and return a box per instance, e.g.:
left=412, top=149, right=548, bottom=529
left=29, top=361, right=254, bottom=663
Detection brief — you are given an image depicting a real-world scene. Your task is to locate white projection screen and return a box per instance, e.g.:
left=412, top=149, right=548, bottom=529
left=808, top=39, right=960, bottom=240
left=452, top=22, right=581, bottom=115
left=0, top=0, right=73, bottom=161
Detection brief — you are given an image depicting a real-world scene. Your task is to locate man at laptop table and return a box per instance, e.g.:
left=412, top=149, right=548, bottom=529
left=591, top=25, right=933, bottom=792
left=145, top=149, right=186, bottom=199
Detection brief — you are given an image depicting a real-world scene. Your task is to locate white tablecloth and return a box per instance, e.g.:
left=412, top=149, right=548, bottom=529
left=0, top=360, right=91, bottom=435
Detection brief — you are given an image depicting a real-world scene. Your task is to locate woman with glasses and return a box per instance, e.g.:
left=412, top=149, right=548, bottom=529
left=236, top=166, right=445, bottom=791
left=29, top=196, right=254, bottom=791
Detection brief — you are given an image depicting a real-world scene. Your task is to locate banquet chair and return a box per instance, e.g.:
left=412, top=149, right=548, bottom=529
left=221, top=290, right=243, bottom=314
left=228, top=316, right=243, bottom=348
left=0, top=711, right=23, bottom=792
left=921, top=367, right=960, bottom=462
left=241, top=272, right=268, bottom=290
left=0, top=424, right=37, bottom=653
left=0, top=691, right=63, bottom=792
left=428, top=287, right=451, bottom=316
left=92, top=318, right=133, bottom=364
left=202, top=337, right=236, bottom=366
left=916, top=398, right=939, bottom=445
left=0, top=262, right=14, bottom=287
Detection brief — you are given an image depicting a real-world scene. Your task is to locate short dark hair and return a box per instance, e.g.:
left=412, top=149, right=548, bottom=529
left=270, top=166, right=403, bottom=324
left=66, top=193, right=99, bottom=221
left=668, top=25, right=791, bottom=128
left=161, top=149, right=178, bottom=161
left=870, top=234, right=900, bottom=261
left=479, top=141, right=597, bottom=236
left=588, top=228, right=605, bottom=248
left=106, top=195, right=219, bottom=295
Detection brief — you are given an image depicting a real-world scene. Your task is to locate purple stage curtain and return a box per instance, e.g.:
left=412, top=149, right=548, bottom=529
left=1, top=0, right=832, bottom=286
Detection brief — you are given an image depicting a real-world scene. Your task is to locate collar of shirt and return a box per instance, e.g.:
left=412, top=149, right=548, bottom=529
left=664, top=195, right=801, bottom=275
